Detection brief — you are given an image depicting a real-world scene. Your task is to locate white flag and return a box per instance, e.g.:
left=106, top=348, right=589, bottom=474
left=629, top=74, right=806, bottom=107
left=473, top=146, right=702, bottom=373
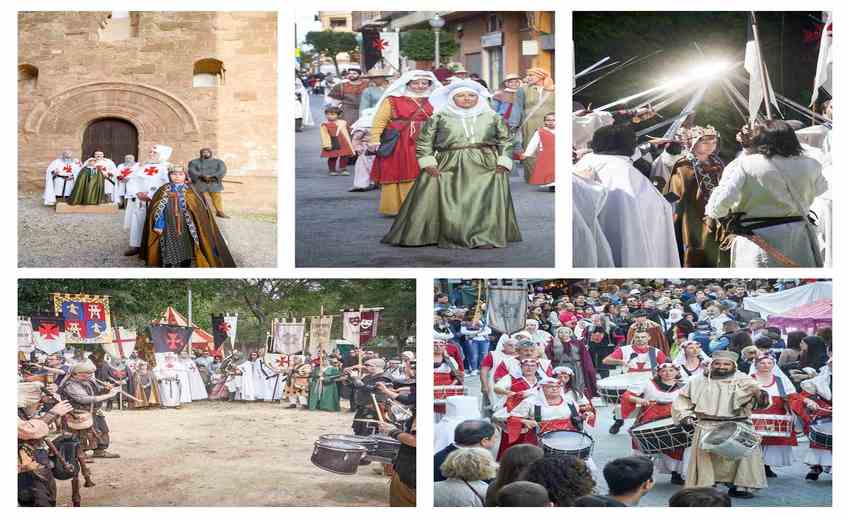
left=811, top=12, right=833, bottom=106
left=342, top=311, right=362, bottom=346
left=745, top=13, right=779, bottom=123
left=18, top=318, right=35, bottom=353
left=224, top=315, right=238, bottom=348
left=379, top=32, right=400, bottom=72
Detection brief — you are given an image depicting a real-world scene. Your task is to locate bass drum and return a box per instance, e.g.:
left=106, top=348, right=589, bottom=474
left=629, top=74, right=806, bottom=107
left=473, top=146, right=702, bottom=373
left=539, top=430, right=595, bottom=460
left=310, top=439, right=367, bottom=475
left=365, top=435, right=400, bottom=464
left=629, top=417, right=693, bottom=454
left=809, top=417, right=832, bottom=449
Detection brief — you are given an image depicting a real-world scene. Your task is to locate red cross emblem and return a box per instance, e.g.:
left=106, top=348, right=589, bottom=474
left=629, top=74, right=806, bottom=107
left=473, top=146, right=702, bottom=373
left=217, top=321, right=231, bottom=333
left=166, top=332, right=183, bottom=350
left=373, top=38, right=389, bottom=52
left=37, top=323, right=60, bottom=340
left=144, top=166, right=158, bottom=176
left=275, top=356, right=289, bottom=368
left=119, top=168, right=133, bottom=179
left=63, top=164, right=73, bottom=173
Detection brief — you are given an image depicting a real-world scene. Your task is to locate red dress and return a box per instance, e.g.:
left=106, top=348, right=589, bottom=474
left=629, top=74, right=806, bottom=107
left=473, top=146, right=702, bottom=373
left=621, top=381, right=685, bottom=461
left=320, top=121, right=354, bottom=158
left=528, top=128, right=555, bottom=185
left=751, top=376, right=801, bottom=447
left=370, top=96, right=433, bottom=185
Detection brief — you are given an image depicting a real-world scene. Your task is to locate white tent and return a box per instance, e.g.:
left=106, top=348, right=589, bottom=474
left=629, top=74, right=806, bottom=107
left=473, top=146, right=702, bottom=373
left=742, top=281, right=833, bottom=318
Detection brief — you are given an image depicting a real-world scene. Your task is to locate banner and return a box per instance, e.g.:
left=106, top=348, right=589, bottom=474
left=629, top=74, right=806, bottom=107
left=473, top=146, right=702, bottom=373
left=343, top=310, right=381, bottom=347
left=379, top=31, right=400, bottom=72
left=103, top=327, right=137, bottom=360
left=18, top=317, right=35, bottom=353
left=308, top=315, right=333, bottom=354
left=342, top=311, right=361, bottom=345
left=149, top=324, right=193, bottom=355
left=487, top=280, right=528, bottom=335
left=212, top=314, right=229, bottom=348
left=272, top=318, right=305, bottom=354
left=53, top=293, right=113, bottom=344
left=264, top=352, right=289, bottom=371
left=224, top=314, right=238, bottom=347
left=31, top=314, right=66, bottom=354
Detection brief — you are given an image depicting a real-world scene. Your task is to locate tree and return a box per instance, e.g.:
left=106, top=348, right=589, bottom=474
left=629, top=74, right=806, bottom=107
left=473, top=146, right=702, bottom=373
left=304, top=30, right=359, bottom=75
left=400, top=28, right=460, bottom=64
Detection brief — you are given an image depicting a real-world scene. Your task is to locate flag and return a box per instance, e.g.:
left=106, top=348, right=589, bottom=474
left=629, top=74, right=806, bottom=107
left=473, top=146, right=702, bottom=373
left=18, top=317, right=35, bottom=353
left=265, top=352, right=290, bottom=371
left=272, top=318, right=305, bottom=354
left=342, top=311, right=362, bottom=345
left=212, top=314, right=229, bottom=348
left=359, top=310, right=380, bottom=346
left=149, top=324, right=193, bottom=355
left=224, top=314, right=238, bottom=347
left=378, top=31, right=400, bottom=71
left=31, top=314, right=66, bottom=354
left=53, top=293, right=112, bottom=343
left=745, top=12, right=780, bottom=123
left=308, top=315, right=333, bottom=354
left=103, top=327, right=136, bottom=360
left=811, top=11, right=833, bottom=106
left=487, top=281, right=528, bottom=335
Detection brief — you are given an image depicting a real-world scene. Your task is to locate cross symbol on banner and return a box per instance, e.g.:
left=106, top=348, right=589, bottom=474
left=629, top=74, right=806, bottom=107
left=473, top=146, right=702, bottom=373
left=373, top=38, right=389, bottom=52
left=38, top=323, right=59, bottom=340
left=112, top=329, right=135, bottom=358
left=120, top=168, right=132, bottom=178
left=144, top=166, right=158, bottom=176
left=275, top=356, right=289, bottom=368
left=217, top=321, right=231, bottom=333
left=166, top=332, right=183, bottom=350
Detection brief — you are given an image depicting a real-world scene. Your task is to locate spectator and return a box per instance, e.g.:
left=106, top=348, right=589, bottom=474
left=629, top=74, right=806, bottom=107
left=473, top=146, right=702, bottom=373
left=669, top=487, right=732, bottom=507
left=523, top=455, right=595, bottom=507
left=435, top=420, right=497, bottom=482
left=484, top=444, right=544, bottom=506
left=495, top=481, right=552, bottom=507
left=434, top=448, right=497, bottom=507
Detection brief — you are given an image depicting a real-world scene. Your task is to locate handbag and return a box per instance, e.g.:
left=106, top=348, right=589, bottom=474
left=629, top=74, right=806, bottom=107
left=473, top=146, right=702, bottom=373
left=376, top=128, right=400, bottom=157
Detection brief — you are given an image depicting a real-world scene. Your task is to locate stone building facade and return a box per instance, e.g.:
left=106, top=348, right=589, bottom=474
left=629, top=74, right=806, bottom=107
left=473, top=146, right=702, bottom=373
left=18, top=11, right=277, bottom=214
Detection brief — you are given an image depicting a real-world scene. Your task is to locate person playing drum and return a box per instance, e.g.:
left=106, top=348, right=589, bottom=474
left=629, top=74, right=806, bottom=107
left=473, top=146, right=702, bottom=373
left=603, top=330, right=667, bottom=434
left=750, top=355, right=803, bottom=478
left=674, top=340, right=710, bottom=381
left=789, top=357, right=832, bottom=481
left=622, top=362, right=687, bottom=485
left=553, top=366, right=597, bottom=428
left=497, top=358, right=541, bottom=413
left=672, top=350, right=770, bottom=499
left=479, top=338, right=520, bottom=415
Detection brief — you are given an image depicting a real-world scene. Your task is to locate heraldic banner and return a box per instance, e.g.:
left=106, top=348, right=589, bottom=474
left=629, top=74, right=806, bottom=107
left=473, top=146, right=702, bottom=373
left=52, top=293, right=113, bottom=344
left=149, top=324, right=193, bottom=355
left=102, top=327, right=137, bottom=360
left=272, top=318, right=305, bottom=354
left=30, top=314, right=65, bottom=354
left=212, top=314, right=230, bottom=349
left=486, top=280, right=528, bottom=335
left=343, top=310, right=381, bottom=347
left=308, top=315, right=333, bottom=354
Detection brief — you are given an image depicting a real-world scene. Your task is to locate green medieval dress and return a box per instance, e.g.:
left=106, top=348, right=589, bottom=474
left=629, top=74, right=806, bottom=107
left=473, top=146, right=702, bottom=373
left=381, top=109, right=522, bottom=248
left=308, top=366, right=341, bottom=411
left=67, top=166, right=106, bottom=205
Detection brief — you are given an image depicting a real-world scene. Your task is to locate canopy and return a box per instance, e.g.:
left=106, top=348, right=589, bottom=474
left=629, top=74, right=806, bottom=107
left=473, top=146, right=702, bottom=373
left=767, top=299, right=833, bottom=332
left=742, top=281, right=832, bottom=318
left=151, top=307, right=214, bottom=354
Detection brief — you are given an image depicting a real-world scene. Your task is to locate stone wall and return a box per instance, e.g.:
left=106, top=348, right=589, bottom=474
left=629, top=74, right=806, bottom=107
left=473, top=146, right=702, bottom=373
left=18, top=11, right=277, bottom=214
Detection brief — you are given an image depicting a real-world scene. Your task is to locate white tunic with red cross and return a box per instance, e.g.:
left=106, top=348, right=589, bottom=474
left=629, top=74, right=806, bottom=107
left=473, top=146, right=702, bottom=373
left=609, top=344, right=666, bottom=373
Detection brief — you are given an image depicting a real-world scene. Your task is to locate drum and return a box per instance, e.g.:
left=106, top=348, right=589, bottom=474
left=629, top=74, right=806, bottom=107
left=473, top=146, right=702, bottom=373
left=629, top=417, right=693, bottom=454
left=364, top=435, right=400, bottom=464
left=310, top=439, right=367, bottom=475
left=539, top=430, right=595, bottom=460
left=809, top=417, right=832, bottom=449
left=751, top=414, right=795, bottom=438
left=319, top=434, right=377, bottom=465
left=597, top=372, right=651, bottom=405
left=434, top=385, right=465, bottom=414
left=700, top=421, right=761, bottom=459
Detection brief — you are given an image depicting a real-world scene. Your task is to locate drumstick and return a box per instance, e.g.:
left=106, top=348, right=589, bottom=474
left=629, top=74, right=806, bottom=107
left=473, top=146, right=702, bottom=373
left=353, top=418, right=383, bottom=424
left=371, top=394, right=385, bottom=423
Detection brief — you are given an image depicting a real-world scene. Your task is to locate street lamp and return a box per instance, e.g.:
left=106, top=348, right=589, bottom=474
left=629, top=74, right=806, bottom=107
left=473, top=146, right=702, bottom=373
left=429, top=14, right=445, bottom=68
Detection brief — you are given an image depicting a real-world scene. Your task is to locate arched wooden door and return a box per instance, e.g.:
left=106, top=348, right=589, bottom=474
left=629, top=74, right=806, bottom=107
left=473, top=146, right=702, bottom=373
left=81, top=118, right=138, bottom=163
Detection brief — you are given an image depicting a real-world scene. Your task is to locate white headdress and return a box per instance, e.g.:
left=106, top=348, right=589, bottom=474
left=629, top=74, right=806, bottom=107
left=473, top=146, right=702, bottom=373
left=351, top=107, right=377, bottom=132
left=429, top=79, right=494, bottom=118
left=153, top=144, right=173, bottom=164
left=374, top=70, right=440, bottom=108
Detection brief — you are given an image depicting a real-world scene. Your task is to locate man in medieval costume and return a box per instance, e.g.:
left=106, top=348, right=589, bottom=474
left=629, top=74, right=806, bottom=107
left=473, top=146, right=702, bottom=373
left=328, top=68, right=370, bottom=128
left=491, top=74, right=522, bottom=122
left=59, top=360, right=122, bottom=458
left=153, top=354, right=184, bottom=408
left=129, top=360, right=160, bottom=408
left=359, top=66, right=393, bottom=112
left=123, top=146, right=170, bottom=256
left=665, top=125, right=729, bottom=267
left=286, top=355, right=313, bottom=408
left=113, top=154, right=138, bottom=209
left=509, top=68, right=555, bottom=180
left=141, top=165, right=236, bottom=268
left=308, top=355, right=342, bottom=411
left=43, top=149, right=82, bottom=205
left=672, top=350, right=770, bottom=499
left=67, top=150, right=115, bottom=205
left=350, top=358, right=394, bottom=436
left=187, top=147, right=229, bottom=218
left=180, top=351, right=208, bottom=401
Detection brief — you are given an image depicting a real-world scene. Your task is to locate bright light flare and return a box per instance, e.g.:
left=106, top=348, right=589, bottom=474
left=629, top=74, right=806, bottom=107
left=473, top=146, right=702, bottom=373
left=658, top=59, right=734, bottom=90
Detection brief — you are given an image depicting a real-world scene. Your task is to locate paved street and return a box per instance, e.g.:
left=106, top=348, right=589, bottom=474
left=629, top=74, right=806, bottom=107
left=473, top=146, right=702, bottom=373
left=295, top=94, right=554, bottom=268
left=449, top=374, right=832, bottom=507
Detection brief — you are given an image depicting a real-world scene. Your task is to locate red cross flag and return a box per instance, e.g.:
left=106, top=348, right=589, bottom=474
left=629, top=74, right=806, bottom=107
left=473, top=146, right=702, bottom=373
left=150, top=324, right=193, bottom=354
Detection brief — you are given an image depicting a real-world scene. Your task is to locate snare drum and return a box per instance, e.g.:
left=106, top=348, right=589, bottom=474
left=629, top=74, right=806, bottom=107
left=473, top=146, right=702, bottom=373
left=539, top=430, right=595, bottom=460
left=700, top=421, right=761, bottom=459
left=597, top=372, right=651, bottom=405
left=629, top=417, right=693, bottom=454
left=310, top=439, right=367, bottom=475
left=434, top=385, right=465, bottom=414
left=809, top=417, right=832, bottom=449
left=751, top=414, right=795, bottom=438
left=365, top=435, right=400, bottom=463
left=319, top=434, right=377, bottom=465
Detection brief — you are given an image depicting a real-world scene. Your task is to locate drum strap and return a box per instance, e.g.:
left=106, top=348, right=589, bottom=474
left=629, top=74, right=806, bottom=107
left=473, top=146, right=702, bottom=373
left=649, top=348, right=658, bottom=373
left=774, top=376, right=787, bottom=399
left=534, top=405, right=542, bottom=423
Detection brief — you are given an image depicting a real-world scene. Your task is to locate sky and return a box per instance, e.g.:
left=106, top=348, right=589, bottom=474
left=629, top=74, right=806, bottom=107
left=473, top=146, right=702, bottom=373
left=295, top=10, right=322, bottom=45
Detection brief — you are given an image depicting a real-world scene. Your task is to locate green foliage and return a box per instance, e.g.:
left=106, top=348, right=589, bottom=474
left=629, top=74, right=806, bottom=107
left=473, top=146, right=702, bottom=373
left=304, top=30, right=359, bottom=74
left=18, top=279, right=417, bottom=353
left=400, top=29, right=460, bottom=63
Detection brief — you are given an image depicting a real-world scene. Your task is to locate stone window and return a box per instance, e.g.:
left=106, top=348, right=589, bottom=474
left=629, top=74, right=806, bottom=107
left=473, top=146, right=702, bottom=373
left=18, top=64, right=38, bottom=93
left=98, top=11, right=140, bottom=42
left=193, top=58, right=226, bottom=87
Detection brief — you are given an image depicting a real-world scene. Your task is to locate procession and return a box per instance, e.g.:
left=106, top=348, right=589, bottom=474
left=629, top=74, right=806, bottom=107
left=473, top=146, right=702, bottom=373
left=17, top=279, right=416, bottom=507
left=572, top=11, right=832, bottom=268
left=295, top=11, right=555, bottom=267
left=18, top=12, right=277, bottom=267
left=432, top=279, right=832, bottom=506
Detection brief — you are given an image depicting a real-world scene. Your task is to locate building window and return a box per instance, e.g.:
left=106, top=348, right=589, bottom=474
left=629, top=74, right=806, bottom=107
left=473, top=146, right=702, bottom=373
left=193, top=59, right=225, bottom=87
left=19, top=64, right=38, bottom=92
left=487, top=14, right=503, bottom=33
left=98, top=11, right=140, bottom=41
left=330, top=18, right=347, bottom=29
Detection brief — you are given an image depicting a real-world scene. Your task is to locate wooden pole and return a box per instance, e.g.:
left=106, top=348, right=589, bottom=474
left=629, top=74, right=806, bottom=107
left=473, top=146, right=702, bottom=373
left=751, top=12, right=773, bottom=119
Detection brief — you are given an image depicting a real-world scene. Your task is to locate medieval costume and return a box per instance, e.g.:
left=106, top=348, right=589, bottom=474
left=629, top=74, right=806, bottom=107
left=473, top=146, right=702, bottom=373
left=350, top=108, right=378, bottom=191
left=43, top=153, right=82, bottom=205
left=328, top=76, right=370, bottom=126
left=524, top=125, right=555, bottom=186
left=319, top=113, right=355, bottom=175
left=509, top=68, right=555, bottom=180
left=790, top=362, right=832, bottom=479
left=546, top=328, right=597, bottom=399
left=350, top=359, right=393, bottom=436
left=59, top=361, right=117, bottom=457
left=750, top=359, right=801, bottom=474
left=308, top=361, right=342, bottom=411
left=141, top=169, right=236, bottom=268
left=480, top=340, right=519, bottom=414
left=287, top=357, right=312, bottom=408
left=491, top=74, right=522, bottom=122
left=665, top=126, right=728, bottom=267
left=382, top=80, right=520, bottom=248
left=706, top=150, right=827, bottom=267
left=153, top=357, right=183, bottom=408
left=359, top=68, right=392, bottom=112
left=187, top=148, right=229, bottom=217
left=113, top=156, right=138, bottom=206
left=180, top=353, right=209, bottom=401
left=67, top=159, right=110, bottom=205
left=18, top=382, right=58, bottom=507
left=626, top=317, right=671, bottom=355
left=572, top=173, right=615, bottom=267
left=129, top=360, right=160, bottom=408
left=369, top=70, right=438, bottom=215
left=672, top=351, right=770, bottom=496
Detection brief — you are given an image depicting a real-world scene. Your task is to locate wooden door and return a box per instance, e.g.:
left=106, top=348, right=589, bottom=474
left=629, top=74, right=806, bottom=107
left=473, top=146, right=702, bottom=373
left=81, top=118, right=138, bottom=164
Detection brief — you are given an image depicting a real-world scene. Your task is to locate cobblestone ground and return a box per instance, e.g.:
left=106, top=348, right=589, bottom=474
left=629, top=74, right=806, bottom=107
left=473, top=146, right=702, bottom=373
left=446, top=374, right=832, bottom=507
left=295, top=94, right=555, bottom=268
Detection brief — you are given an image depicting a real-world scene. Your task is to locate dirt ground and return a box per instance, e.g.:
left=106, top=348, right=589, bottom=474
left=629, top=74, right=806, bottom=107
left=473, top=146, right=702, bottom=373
left=56, top=400, right=391, bottom=506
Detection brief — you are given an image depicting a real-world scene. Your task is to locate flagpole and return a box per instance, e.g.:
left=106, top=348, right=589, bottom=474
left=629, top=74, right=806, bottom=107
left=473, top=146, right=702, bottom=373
left=751, top=12, right=773, bottom=119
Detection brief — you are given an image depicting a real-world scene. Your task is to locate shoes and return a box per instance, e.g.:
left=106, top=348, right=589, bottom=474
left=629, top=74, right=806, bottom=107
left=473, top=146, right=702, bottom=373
left=670, top=472, right=685, bottom=485
left=216, top=212, right=231, bottom=219
left=349, top=188, right=366, bottom=192
left=287, top=404, right=297, bottom=409
left=340, top=170, right=350, bottom=176
left=765, top=465, right=777, bottom=478
left=364, top=184, right=379, bottom=191
left=727, top=488, right=755, bottom=499
left=91, top=450, right=120, bottom=459
left=329, top=171, right=339, bottom=176
left=609, top=419, right=623, bottom=435
left=806, top=467, right=822, bottom=481
left=123, top=247, right=140, bottom=256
